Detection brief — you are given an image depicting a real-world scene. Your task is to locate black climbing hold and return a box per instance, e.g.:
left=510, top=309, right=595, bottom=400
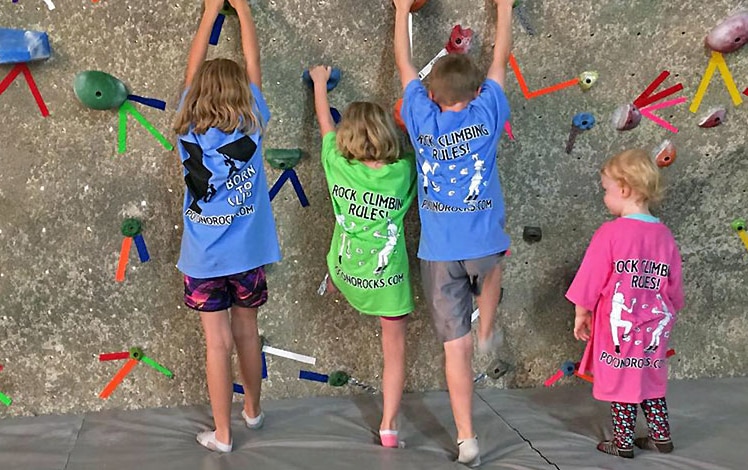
left=487, top=359, right=510, bottom=379
left=523, top=226, right=542, bottom=243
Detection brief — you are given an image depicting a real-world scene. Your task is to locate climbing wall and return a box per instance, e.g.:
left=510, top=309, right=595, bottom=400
left=0, top=0, right=746, bottom=417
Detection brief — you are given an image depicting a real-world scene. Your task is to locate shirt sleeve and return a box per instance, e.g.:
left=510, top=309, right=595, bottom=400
left=250, top=83, right=271, bottom=125
left=667, top=244, right=685, bottom=311
left=401, top=79, right=438, bottom=136
left=565, top=225, right=613, bottom=312
left=470, top=79, right=510, bottom=134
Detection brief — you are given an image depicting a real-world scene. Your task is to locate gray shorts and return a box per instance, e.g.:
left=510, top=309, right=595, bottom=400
left=420, top=252, right=505, bottom=343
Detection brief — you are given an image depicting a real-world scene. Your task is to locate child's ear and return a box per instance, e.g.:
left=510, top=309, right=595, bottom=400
left=620, top=183, right=632, bottom=198
left=474, top=88, right=481, bottom=98
left=428, top=90, right=435, bottom=101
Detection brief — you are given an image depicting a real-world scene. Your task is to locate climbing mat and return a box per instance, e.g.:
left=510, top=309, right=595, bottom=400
left=0, top=376, right=744, bottom=470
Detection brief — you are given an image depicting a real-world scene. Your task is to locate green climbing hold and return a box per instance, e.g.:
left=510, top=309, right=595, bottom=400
left=121, top=218, right=142, bottom=238
left=129, top=347, right=144, bottom=361
left=74, top=70, right=129, bottom=110
left=328, top=370, right=350, bottom=387
left=266, top=148, right=303, bottom=170
left=732, top=218, right=746, bottom=232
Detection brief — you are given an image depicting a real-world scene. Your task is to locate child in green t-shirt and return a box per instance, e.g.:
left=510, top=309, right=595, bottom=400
left=310, top=65, right=417, bottom=448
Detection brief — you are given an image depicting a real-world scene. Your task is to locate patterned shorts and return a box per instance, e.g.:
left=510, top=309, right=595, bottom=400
left=184, top=267, right=268, bottom=312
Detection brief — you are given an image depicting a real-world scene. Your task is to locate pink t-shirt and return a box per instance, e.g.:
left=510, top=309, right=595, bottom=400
left=566, top=217, right=684, bottom=403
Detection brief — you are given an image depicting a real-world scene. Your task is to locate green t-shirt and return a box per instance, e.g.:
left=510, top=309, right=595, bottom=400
left=321, top=132, right=416, bottom=316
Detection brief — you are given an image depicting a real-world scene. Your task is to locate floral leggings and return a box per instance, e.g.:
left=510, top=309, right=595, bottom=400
left=611, top=397, right=670, bottom=449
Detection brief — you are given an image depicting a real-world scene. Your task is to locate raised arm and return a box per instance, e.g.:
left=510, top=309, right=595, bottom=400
left=309, top=66, right=336, bottom=138
left=393, top=0, right=419, bottom=90
left=230, top=0, right=262, bottom=89
left=184, top=0, right=224, bottom=88
left=486, top=0, right=514, bottom=87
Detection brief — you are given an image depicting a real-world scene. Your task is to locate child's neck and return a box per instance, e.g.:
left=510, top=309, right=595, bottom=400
left=619, top=200, right=651, bottom=217
left=439, top=101, right=470, bottom=112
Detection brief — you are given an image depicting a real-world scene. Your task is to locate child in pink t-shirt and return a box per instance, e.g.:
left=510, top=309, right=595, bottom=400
left=566, top=149, right=684, bottom=459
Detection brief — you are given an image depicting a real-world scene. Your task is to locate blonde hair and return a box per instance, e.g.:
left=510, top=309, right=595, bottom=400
left=601, top=149, right=664, bottom=205
left=336, top=102, right=401, bottom=164
left=174, top=59, right=264, bottom=135
left=428, top=54, right=483, bottom=106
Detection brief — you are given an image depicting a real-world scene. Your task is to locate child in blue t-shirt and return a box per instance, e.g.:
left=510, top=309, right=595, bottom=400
left=173, top=0, right=280, bottom=453
left=393, top=0, right=514, bottom=466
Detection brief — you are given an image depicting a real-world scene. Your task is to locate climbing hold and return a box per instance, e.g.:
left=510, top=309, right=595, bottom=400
left=74, top=71, right=129, bottom=110
left=578, top=71, right=598, bottom=91
left=411, top=0, right=429, bottom=12
left=731, top=219, right=748, bottom=252
left=566, top=112, right=596, bottom=154
left=220, top=0, right=236, bottom=15
left=328, top=370, right=350, bottom=387
left=266, top=148, right=303, bottom=170
left=445, top=25, right=474, bottom=54
left=128, top=347, right=144, bottom=361
left=0, top=28, right=51, bottom=64
left=393, top=98, right=406, bottom=133
left=330, top=107, right=341, bottom=125
left=698, top=107, right=727, bottom=128
left=522, top=226, right=542, bottom=243
left=611, top=104, right=642, bottom=131
left=572, top=112, right=596, bottom=131
left=561, top=360, right=576, bottom=377
left=120, top=218, right=142, bottom=238
left=302, top=67, right=341, bottom=92
left=653, top=140, right=676, bottom=168
left=486, top=359, right=511, bottom=380
left=705, top=12, right=748, bottom=54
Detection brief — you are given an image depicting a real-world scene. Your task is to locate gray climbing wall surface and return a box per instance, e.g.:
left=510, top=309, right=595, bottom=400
left=0, top=0, right=746, bottom=417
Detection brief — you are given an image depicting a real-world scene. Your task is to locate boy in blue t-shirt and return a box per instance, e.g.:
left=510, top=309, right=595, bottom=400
left=393, top=0, right=513, bottom=466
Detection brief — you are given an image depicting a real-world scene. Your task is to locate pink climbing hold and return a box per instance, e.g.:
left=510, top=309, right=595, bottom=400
left=705, top=12, right=748, bottom=54
left=445, top=25, right=473, bottom=54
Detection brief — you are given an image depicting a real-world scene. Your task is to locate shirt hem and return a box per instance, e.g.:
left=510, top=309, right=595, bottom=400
left=178, top=257, right=280, bottom=279
left=417, top=246, right=509, bottom=262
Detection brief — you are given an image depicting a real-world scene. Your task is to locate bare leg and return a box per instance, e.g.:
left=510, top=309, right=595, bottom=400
left=476, top=264, right=503, bottom=345
left=444, top=332, right=474, bottom=440
left=379, top=316, right=407, bottom=431
left=231, top=306, right=262, bottom=419
left=200, top=310, right=235, bottom=445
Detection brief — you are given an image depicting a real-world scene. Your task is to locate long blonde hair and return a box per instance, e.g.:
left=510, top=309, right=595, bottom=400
left=174, top=58, right=264, bottom=135
left=336, top=102, right=401, bottom=164
left=601, top=149, right=664, bottom=205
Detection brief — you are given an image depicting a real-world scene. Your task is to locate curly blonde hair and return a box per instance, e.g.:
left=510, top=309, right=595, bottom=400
left=174, top=59, right=264, bottom=136
left=601, top=149, right=664, bottom=205
left=336, top=102, right=401, bottom=164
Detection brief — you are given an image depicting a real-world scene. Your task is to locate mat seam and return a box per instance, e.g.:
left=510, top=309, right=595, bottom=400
left=61, top=415, right=86, bottom=470
left=475, top=392, right=561, bottom=469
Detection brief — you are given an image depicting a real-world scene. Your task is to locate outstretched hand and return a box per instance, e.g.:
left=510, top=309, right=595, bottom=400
left=309, top=65, right=332, bottom=85
left=574, top=312, right=592, bottom=341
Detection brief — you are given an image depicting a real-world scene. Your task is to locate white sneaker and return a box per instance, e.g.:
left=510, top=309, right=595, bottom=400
left=242, top=409, right=265, bottom=430
left=457, top=437, right=481, bottom=467
left=196, top=430, right=232, bottom=453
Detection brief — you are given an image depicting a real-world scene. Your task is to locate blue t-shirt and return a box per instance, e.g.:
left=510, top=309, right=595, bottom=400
left=401, top=79, right=511, bottom=261
left=176, top=84, right=281, bottom=278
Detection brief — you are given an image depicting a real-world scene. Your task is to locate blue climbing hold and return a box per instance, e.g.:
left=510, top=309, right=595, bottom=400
left=561, top=360, right=576, bottom=377
left=0, top=28, right=51, bottom=64
left=330, top=107, right=341, bottom=125
left=572, top=112, right=596, bottom=130
left=302, top=67, right=341, bottom=91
